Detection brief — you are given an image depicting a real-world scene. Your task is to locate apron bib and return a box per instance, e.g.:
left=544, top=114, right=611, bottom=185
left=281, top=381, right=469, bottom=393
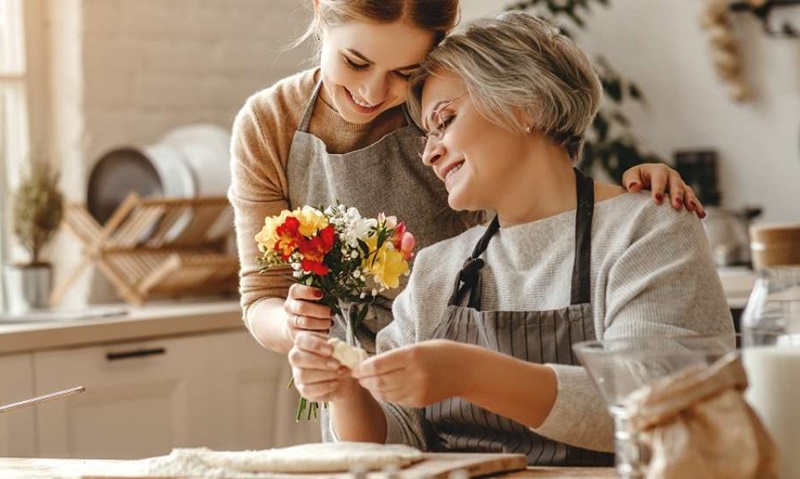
left=425, top=169, right=614, bottom=467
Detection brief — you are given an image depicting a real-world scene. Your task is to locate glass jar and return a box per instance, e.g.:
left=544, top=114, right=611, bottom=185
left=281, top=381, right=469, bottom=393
left=741, top=223, right=800, bottom=479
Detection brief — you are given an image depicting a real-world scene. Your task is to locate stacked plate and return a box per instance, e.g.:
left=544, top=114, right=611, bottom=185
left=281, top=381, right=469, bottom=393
left=87, top=124, right=232, bottom=227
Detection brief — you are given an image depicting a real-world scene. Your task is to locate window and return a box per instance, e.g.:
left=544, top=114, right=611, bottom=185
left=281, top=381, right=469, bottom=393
left=0, top=0, right=30, bottom=308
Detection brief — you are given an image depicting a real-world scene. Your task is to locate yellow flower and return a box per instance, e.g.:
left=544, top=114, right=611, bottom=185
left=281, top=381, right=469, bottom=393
left=364, top=239, right=408, bottom=290
left=294, top=206, right=329, bottom=237
left=255, top=210, right=293, bottom=253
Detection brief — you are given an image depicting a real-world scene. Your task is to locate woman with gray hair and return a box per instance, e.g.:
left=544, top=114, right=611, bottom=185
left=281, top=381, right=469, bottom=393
left=287, top=11, right=733, bottom=465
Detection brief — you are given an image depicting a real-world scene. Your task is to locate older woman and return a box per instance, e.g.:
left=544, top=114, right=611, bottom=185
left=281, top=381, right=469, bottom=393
left=287, top=11, right=733, bottom=466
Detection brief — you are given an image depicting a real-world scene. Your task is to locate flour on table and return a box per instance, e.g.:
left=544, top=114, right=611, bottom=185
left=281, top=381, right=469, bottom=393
left=144, top=442, right=423, bottom=475
left=328, top=338, right=368, bottom=369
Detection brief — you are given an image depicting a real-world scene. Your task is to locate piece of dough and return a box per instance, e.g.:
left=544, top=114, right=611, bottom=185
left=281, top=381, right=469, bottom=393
left=163, top=442, right=423, bottom=473
left=328, top=337, right=368, bottom=369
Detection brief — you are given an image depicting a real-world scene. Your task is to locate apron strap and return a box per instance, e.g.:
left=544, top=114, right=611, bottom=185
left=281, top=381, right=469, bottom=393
left=447, top=215, right=500, bottom=308
left=298, top=78, right=324, bottom=133
left=570, top=167, right=595, bottom=305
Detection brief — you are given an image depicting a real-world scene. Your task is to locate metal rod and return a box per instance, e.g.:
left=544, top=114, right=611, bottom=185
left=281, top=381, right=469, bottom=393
left=0, top=386, right=85, bottom=414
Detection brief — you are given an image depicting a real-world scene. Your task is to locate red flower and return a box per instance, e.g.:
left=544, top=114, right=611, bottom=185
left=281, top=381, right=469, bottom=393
left=298, top=225, right=335, bottom=276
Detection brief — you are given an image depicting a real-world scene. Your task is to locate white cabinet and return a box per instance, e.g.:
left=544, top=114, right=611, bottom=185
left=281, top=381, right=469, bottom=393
left=34, top=335, right=209, bottom=459
left=0, top=353, right=36, bottom=457
left=30, top=329, right=319, bottom=459
left=204, top=331, right=321, bottom=450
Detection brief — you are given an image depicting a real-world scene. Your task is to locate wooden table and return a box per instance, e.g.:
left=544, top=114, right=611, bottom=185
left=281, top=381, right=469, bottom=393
left=504, top=467, right=614, bottom=478
left=0, top=457, right=615, bottom=479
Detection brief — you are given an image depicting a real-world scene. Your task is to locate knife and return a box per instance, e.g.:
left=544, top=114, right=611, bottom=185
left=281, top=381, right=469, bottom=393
left=0, top=386, right=85, bottom=414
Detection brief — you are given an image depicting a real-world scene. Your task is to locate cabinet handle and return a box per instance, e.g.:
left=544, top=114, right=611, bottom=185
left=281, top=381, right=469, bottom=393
left=105, top=347, right=166, bottom=361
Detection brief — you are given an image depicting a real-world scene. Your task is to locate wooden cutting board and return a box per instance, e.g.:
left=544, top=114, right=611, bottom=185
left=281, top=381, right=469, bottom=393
left=0, top=452, right=527, bottom=479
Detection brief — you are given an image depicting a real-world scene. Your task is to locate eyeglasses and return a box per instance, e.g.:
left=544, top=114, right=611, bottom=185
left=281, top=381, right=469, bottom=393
left=416, top=95, right=465, bottom=159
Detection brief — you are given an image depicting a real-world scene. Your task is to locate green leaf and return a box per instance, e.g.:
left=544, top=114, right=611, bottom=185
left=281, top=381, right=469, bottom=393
left=629, top=83, right=643, bottom=101
left=593, top=114, right=609, bottom=142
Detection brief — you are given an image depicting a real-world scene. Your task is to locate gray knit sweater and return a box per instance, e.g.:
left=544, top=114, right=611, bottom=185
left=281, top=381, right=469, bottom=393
left=376, top=192, right=734, bottom=453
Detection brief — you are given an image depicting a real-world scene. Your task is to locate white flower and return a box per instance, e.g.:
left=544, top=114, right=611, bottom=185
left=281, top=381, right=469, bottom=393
left=292, top=271, right=303, bottom=278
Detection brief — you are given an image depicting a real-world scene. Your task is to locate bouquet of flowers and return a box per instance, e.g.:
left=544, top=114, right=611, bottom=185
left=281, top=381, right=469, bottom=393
left=255, top=204, right=415, bottom=420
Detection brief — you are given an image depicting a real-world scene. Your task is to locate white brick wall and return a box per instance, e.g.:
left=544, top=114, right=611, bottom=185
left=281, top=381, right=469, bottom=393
left=51, top=0, right=314, bottom=306
left=81, top=0, right=313, bottom=164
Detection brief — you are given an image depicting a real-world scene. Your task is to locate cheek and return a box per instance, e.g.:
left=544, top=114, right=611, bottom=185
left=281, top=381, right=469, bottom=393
left=320, top=53, right=354, bottom=87
left=388, top=79, right=409, bottom=103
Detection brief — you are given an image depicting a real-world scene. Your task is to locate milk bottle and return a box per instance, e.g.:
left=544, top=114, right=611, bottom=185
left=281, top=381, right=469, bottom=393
left=741, top=223, right=800, bottom=479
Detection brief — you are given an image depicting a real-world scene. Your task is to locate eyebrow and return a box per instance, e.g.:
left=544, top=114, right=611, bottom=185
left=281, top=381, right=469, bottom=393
left=344, top=48, right=421, bottom=72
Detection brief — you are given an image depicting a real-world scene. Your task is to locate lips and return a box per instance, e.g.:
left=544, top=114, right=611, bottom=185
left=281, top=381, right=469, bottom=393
left=437, top=160, right=465, bottom=185
left=344, top=87, right=383, bottom=115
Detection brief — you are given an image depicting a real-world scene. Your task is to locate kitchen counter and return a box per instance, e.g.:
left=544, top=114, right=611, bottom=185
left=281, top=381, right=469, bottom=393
left=717, top=266, right=756, bottom=310
left=0, top=299, right=244, bottom=355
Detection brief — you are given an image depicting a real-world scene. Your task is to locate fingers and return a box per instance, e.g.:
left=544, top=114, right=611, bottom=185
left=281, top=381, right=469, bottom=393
left=289, top=333, right=352, bottom=401
left=622, top=166, right=644, bottom=193
left=666, top=170, right=685, bottom=209
left=353, top=351, right=405, bottom=380
left=283, top=285, right=334, bottom=341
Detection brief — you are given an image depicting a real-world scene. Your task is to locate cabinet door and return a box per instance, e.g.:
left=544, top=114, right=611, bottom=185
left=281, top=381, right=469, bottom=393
left=205, top=330, right=321, bottom=450
left=0, top=353, right=36, bottom=456
left=33, top=335, right=209, bottom=459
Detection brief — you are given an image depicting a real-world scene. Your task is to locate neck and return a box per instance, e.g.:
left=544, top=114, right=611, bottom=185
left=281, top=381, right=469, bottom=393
left=495, top=142, right=581, bottom=228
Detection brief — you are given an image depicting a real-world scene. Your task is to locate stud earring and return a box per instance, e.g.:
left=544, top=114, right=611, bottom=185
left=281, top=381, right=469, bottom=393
left=524, top=125, right=533, bottom=134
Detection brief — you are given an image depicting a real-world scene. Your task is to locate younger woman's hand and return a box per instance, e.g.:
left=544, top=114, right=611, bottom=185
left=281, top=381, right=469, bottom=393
left=282, top=284, right=334, bottom=343
left=352, top=340, right=466, bottom=408
left=622, top=163, right=707, bottom=219
left=288, top=332, right=360, bottom=403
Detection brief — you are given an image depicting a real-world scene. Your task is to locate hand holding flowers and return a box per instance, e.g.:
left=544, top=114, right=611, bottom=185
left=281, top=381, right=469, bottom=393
left=255, top=204, right=415, bottom=420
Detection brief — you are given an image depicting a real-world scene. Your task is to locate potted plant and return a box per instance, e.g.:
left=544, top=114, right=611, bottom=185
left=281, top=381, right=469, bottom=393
left=2, top=161, right=64, bottom=313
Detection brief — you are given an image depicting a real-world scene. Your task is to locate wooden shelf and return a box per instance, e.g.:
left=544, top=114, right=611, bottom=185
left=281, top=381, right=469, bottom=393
left=52, top=193, right=238, bottom=306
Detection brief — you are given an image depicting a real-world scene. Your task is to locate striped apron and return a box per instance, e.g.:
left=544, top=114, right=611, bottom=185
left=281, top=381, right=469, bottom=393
left=425, top=168, right=614, bottom=467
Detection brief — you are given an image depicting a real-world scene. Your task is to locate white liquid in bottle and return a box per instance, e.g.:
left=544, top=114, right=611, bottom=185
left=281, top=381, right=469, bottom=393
left=743, top=346, right=800, bottom=479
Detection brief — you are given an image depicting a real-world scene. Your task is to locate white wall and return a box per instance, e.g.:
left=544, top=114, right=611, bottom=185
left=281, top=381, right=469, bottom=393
left=461, top=0, right=800, bottom=224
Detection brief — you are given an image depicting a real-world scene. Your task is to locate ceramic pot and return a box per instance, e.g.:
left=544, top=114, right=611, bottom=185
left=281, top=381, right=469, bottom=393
left=2, top=263, right=52, bottom=314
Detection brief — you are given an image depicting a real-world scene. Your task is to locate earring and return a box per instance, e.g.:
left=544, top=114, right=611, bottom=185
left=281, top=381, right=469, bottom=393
left=524, top=125, right=532, bottom=134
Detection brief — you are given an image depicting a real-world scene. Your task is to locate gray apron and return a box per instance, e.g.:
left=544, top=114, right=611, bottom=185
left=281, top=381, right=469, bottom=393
left=425, top=168, right=614, bottom=467
left=285, top=79, right=469, bottom=439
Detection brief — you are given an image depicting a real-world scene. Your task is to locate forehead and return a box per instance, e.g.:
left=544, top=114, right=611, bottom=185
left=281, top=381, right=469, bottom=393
left=324, top=20, right=434, bottom=69
left=420, top=72, right=466, bottom=115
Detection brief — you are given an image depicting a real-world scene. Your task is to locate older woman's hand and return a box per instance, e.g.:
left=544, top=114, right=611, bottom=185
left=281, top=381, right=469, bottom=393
left=288, top=332, right=360, bottom=403
left=623, top=163, right=707, bottom=219
left=282, top=284, right=334, bottom=343
left=353, top=340, right=467, bottom=408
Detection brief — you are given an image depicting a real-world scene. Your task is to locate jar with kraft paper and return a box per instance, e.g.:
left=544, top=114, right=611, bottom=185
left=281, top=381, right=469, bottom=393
left=741, top=223, right=800, bottom=479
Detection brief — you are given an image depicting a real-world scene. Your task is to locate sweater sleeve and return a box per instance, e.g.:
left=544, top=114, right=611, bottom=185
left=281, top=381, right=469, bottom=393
left=533, top=207, right=733, bottom=452
left=228, top=94, right=294, bottom=325
left=375, top=255, right=441, bottom=451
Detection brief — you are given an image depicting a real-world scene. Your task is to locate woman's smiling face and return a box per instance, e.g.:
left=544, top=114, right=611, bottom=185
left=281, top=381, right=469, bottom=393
left=318, top=21, right=435, bottom=124
left=419, top=72, right=533, bottom=212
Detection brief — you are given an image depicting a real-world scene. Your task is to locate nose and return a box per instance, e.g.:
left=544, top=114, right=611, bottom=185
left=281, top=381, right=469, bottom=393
left=421, top=138, right=445, bottom=167
left=358, top=72, right=388, bottom=105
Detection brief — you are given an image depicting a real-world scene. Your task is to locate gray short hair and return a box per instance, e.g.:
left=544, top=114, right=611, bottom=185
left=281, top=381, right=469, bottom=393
left=408, top=11, right=601, bottom=161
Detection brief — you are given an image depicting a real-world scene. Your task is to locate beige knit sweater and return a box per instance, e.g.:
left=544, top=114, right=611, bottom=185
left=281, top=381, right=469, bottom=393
left=228, top=68, right=407, bottom=317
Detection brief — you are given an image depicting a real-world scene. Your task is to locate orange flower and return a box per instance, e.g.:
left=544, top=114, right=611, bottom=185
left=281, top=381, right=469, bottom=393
left=275, top=216, right=301, bottom=260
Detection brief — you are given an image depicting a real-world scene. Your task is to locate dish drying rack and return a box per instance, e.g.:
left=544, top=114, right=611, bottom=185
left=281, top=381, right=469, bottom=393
left=51, top=193, right=238, bottom=306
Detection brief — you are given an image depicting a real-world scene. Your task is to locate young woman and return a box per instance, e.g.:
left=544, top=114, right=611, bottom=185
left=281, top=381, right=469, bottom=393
left=231, top=0, right=703, bottom=359
left=287, top=11, right=733, bottom=465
